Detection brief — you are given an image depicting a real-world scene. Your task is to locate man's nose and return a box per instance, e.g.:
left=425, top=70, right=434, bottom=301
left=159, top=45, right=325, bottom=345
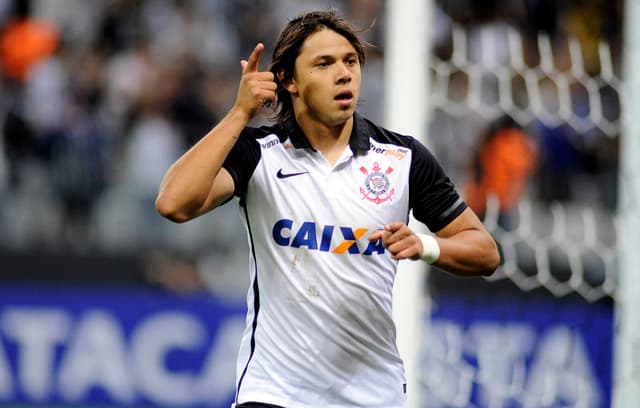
left=336, top=63, right=352, bottom=83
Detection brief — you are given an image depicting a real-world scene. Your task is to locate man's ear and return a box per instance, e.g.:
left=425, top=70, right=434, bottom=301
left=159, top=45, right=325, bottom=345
left=278, top=69, right=297, bottom=94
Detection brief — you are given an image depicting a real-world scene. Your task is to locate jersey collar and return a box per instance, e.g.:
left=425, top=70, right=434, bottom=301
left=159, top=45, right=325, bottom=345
left=282, top=112, right=370, bottom=156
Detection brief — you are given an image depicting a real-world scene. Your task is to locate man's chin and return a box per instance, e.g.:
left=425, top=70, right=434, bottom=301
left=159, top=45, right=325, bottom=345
left=336, top=106, right=356, bottom=119
left=328, top=111, right=355, bottom=127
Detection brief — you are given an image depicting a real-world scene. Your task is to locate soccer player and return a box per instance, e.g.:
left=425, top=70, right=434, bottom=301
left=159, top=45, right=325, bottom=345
left=156, top=10, right=500, bottom=408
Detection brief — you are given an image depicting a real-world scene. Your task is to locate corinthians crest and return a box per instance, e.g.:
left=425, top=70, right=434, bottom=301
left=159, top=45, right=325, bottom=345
left=359, top=162, right=395, bottom=204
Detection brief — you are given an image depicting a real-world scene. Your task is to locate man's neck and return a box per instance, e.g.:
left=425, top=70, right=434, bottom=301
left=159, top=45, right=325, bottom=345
left=295, top=114, right=354, bottom=164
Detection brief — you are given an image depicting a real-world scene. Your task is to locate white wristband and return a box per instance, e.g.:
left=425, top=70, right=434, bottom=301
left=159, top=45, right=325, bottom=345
left=417, top=233, right=440, bottom=264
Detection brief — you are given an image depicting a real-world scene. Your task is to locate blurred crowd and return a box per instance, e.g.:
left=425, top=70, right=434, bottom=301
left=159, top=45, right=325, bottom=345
left=0, top=0, right=622, bottom=293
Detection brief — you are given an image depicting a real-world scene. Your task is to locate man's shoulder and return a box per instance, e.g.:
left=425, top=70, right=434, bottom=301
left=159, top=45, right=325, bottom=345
left=357, top=114, right=418, bottom=149
left=243, top=123, right=283, bottom=139
left=241, top=122, right=295, bottom=148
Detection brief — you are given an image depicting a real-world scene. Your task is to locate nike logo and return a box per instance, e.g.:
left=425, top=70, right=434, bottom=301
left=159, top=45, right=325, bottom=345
left=276, top=168, right=309, bottom=179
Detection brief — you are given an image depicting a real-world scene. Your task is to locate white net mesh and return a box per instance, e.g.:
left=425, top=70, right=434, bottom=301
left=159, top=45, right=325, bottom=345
left=431, top=24, right=621, bottom=137
left=428, top=23, right=619, bottom=302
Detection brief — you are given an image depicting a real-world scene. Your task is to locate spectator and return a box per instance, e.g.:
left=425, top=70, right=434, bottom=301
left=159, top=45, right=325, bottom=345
left=0, top=0, right=58, bottom=83
left=464, top=115, right=538, bottom=229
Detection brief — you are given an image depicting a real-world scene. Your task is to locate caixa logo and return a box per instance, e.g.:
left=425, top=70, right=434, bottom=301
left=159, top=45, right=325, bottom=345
left=272, top=219, right=385, bottom=255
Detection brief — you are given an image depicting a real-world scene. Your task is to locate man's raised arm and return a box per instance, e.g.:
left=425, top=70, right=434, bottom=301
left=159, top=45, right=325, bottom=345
left=155, top=43, right=276, bottom=222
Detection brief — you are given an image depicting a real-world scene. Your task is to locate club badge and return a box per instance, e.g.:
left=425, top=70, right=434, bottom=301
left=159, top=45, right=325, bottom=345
left=359, top=162, right=395, bottom=204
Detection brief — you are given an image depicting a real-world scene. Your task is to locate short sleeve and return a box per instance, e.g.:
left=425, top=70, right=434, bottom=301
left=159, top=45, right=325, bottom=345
left=222, top=127, right=262, bottom=198
left=409, top=139, right=467, bottom=232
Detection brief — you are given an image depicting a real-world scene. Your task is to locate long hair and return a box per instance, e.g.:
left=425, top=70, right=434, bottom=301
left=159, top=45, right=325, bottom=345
left=269, top=10, right=366, bottom=124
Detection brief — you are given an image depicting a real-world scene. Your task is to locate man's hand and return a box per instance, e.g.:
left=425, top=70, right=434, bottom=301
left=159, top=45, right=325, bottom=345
left=368, top=222, right=424, bottom=261
left=234, top=43, right=277, bottom=119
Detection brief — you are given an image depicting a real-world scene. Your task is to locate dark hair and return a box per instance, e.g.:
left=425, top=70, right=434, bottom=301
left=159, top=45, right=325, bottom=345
left=269, top=10, right=366, bottom=123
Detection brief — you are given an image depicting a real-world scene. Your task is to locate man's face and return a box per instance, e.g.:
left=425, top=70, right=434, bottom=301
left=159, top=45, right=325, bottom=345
left=287, top=28, right=361, bottom=127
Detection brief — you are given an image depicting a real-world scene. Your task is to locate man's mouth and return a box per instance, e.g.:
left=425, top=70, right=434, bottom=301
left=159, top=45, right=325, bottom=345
left=334, top=90, right=354, bottom=101
left=334, top=90, right=354, bottom=107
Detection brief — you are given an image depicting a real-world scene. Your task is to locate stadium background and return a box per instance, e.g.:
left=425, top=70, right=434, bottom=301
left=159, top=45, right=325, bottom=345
left=0, top=0, right=625, bottom=407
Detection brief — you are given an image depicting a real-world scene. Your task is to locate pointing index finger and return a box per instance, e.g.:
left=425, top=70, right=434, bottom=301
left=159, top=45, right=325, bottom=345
left=243, top=43, right=265, bottom=74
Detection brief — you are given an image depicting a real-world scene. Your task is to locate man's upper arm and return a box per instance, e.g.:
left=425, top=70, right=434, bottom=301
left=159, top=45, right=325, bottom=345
left=434, top=207, right=486, bottom=238
left=201, top=168, right=236, bottom=213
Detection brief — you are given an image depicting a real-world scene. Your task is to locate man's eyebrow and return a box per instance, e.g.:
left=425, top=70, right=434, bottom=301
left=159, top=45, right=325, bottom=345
left=310, top=51, right=358, bottom=61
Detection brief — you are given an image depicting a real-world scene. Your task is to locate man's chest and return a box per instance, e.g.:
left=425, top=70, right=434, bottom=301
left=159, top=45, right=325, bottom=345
left=248, top=140, right=412, bottom=228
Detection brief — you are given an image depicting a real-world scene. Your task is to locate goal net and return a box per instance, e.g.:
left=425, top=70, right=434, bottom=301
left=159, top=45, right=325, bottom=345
left=418, top=16, right=622, bottom=407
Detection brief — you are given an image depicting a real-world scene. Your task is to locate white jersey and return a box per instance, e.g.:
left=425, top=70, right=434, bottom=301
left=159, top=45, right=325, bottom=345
left=223, top=113, right=465, bottom=407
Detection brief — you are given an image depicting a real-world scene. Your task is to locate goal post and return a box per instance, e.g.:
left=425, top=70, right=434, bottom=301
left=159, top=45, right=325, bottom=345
left=385, top=1, right=433, bottom=407
left=613, top=0, right=640, bottom=405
